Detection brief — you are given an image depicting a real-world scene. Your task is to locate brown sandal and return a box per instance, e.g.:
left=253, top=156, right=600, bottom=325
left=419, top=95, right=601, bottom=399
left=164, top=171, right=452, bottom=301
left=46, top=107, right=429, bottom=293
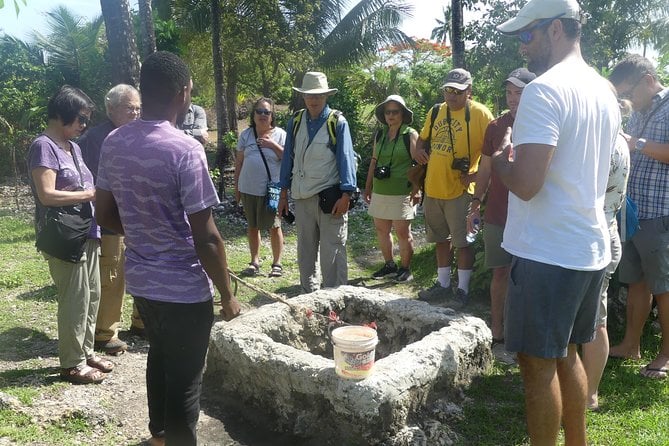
left=87, top=355, right=115, bottom=373
left=60, top=365, right=106, bottom=384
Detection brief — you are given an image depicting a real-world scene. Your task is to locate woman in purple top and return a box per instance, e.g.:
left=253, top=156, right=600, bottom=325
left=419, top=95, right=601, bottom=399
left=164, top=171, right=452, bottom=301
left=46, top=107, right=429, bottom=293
left=27, top=85, right=113, bottom=384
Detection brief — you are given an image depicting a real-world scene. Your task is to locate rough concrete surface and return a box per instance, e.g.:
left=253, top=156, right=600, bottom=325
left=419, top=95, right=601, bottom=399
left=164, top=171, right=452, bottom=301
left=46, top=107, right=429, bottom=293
left=205, top=286, right=492, bottom=445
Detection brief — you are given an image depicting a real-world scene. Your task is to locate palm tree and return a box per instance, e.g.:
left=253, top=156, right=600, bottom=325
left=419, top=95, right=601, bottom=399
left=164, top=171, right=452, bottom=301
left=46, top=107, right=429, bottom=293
left=451, top=0, right=465, bottom=68
left=31, top=6, right=105, bottom=88
left=317, top=0, right=414, bottom=68
left=431, top=6, right=451, bottom=45
left=100, top=0, right=141, bottom=86
left=138, top=0, right=157, bottom=58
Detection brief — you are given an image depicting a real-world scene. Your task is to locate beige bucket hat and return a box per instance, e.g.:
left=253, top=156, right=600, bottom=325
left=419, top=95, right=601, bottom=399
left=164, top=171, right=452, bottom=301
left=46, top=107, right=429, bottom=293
left=292, top=72, right=338, bottom=95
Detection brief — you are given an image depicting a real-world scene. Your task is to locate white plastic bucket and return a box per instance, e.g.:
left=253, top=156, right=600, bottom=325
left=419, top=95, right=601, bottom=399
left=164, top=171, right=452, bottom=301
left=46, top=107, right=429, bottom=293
left=331, top=325, right=379, bottom=380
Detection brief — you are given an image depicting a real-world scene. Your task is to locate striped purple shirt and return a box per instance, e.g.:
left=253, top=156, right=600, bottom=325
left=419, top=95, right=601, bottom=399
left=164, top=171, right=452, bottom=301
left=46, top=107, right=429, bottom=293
left=97, top=119, right=219, bottom=303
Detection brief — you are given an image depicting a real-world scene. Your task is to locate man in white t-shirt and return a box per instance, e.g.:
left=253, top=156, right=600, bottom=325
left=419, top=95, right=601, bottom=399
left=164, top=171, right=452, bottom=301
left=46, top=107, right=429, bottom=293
left=493, top=0, right=620, bottom=443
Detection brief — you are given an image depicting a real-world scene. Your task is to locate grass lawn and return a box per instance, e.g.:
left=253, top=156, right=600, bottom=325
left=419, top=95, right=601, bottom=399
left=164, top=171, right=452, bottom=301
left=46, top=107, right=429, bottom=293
left=1, top=201, right=669, bottom=445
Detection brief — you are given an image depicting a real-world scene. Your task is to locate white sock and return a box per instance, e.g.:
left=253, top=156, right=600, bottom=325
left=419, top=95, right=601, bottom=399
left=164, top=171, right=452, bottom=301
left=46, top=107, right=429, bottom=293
left=437, top=267, right=451, bottom=288
left=458, top=269, right=472, bottom=293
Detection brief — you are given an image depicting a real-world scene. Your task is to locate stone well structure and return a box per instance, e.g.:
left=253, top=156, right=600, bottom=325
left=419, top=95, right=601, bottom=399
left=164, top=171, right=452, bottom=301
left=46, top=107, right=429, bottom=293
left=205, top=286, right=492, bottom=445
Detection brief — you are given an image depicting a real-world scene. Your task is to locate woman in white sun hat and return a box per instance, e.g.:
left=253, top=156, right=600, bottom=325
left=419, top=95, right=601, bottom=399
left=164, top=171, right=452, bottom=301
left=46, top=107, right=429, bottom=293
left=364, top=95, right=419, bottom=282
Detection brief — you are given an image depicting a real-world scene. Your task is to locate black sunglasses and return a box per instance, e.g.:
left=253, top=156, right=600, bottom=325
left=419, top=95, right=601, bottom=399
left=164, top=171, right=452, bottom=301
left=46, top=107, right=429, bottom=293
left=255, top=109, right=272, bottom=116
left=77, top=114, right=90, bottom=126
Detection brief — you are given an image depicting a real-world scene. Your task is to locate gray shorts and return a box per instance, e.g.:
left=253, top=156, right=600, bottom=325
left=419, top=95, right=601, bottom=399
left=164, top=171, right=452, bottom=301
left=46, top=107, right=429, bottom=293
left=241, top=193, right=280, bottom=230
left=424, top=194, right=470, bottom=248
left=505, top=257, right=605, bottom=358
left=618, top=216, right=669, bottom=294
left=482, top=223, right=511, bottom=269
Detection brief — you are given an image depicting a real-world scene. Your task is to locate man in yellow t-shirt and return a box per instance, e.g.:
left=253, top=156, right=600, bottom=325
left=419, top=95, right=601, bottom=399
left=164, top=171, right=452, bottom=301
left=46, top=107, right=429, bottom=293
left=413, top=68, right=493, bottom=306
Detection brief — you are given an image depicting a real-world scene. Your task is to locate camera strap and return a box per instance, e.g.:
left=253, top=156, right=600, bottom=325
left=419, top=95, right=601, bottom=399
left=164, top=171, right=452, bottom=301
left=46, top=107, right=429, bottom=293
left=446, top=101, right=471, bottom=161
left=376, top=128, right=401, bottom=168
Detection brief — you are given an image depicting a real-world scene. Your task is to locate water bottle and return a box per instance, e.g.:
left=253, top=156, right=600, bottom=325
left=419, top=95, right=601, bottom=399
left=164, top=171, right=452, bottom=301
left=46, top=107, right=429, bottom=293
left=466, top=218, right=480, bottom=244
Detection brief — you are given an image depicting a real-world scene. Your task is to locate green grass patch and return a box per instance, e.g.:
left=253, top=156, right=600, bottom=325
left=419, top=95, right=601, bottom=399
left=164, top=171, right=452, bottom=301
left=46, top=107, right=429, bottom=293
left=3, top=203, right=669, bottom=444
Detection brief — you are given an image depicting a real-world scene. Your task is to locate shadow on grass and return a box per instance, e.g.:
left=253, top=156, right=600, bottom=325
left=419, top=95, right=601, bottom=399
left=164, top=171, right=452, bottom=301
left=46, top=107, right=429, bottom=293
left=0, top=366, right=62, bottom=389
left=455, top=367, right=528, bottom=445
left=0, top=327, right=57, bottom=361
left=16, top=285, right=57, bottom=302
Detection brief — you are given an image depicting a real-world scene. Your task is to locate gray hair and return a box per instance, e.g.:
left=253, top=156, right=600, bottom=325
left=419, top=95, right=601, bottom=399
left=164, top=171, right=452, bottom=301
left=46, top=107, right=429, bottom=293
left=104, top=84, right=140, bottom=117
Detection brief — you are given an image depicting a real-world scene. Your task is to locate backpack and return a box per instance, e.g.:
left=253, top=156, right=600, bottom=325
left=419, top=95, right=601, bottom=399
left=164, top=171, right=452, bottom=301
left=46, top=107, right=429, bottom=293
left=291, top=108, right=361, bottom=207
left=406, top=103, right=441, bottom=196
left=374, top=128, right=412, bottom=159
left=291, top=108, right=342, bottom=150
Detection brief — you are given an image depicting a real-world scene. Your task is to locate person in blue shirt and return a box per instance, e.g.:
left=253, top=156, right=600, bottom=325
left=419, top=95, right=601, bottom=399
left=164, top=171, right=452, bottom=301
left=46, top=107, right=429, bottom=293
left=278, top=72, right=357, bottom=292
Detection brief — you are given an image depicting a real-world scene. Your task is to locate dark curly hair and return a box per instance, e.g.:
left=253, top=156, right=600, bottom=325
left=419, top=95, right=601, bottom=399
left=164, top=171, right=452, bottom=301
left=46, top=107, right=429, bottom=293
left=140, top=51, right=191, bottom=109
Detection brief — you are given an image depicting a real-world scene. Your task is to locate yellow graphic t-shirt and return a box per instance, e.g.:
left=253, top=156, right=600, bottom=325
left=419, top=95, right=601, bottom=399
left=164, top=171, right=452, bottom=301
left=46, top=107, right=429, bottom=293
left=419, top=100, right=493, bottom=199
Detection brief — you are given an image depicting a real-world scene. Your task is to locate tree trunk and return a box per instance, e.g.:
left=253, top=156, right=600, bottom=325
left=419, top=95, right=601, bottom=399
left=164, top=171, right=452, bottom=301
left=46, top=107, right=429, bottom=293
left=225, top=63, right=238, bottom=136
left=138, top=0, right=157, bottom=59
left=100, top=0, right=141, bottom=86
left=451, top=0, right=465, bottom=68
left=211, top=0, right=230, bottom=197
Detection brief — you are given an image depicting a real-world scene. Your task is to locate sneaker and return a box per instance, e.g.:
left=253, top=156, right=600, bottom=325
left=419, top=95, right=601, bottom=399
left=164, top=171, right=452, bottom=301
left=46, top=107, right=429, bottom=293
left=372, top=261, right=398, bottom=279
left=94, top=338, right=128, bottom=356
left=447, top=288, right=469, bottom=310
left=417, top=282, right=453, bottom=302
left=395, top=267, right=413, bottom=282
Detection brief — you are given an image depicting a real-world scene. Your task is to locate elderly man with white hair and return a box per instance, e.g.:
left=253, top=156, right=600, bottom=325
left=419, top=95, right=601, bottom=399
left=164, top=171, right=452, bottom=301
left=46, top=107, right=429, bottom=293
left=79, top=83, right=141, bottom=356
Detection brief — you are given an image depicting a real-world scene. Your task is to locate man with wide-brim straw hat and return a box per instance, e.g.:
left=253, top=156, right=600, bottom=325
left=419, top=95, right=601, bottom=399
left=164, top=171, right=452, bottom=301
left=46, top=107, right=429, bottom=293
left=364, top=94, right=419, bottom=283
left=278, top=71, right=357, bottom=293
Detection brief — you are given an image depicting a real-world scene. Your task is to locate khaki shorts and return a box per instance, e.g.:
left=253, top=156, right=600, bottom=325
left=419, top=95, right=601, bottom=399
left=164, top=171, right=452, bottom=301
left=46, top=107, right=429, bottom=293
left=482, top=223, right=511, bottom=268
left=424, top=194, right=470, bottom=248
left=241, top=193, right=280, bottom=230
left=368, top=193, right=416, bottom=221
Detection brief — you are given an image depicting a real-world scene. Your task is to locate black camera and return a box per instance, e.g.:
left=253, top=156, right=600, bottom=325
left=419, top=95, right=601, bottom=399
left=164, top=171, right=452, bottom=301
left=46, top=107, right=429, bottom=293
left=451, top=157, right=470, bottom=173
left=282, top=209, right=295, bottom=224
left=374, top=165, right=391, bottom=180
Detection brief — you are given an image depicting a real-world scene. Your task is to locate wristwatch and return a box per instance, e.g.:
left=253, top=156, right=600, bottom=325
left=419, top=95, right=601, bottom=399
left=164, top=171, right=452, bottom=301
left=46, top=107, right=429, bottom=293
left=635, top=138, right=647, bottom=152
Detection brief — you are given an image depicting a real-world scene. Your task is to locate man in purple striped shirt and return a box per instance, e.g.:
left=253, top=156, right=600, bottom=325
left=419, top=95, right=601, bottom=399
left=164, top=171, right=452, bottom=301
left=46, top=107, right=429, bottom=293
left=96, top=51, right=240, bottom=446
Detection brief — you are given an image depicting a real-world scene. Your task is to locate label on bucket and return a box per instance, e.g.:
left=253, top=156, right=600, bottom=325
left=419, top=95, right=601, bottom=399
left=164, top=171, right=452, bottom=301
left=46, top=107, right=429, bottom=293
left=334, top=347, right=375, bottom=379
left=331, top=325, right=378, bottom=380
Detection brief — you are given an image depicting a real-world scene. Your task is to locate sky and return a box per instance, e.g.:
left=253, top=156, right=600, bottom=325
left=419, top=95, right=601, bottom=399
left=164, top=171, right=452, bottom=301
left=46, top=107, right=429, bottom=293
left=0, top=0, right=447, bottom=41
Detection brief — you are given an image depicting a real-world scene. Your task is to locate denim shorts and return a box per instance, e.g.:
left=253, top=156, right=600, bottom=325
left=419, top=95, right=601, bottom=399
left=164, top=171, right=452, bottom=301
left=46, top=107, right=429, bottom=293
left=504, top=256, right=605, bottom=358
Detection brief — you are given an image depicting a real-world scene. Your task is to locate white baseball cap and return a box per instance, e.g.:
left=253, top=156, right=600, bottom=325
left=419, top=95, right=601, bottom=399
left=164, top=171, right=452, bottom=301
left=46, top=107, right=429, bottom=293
left=497, top=0, right=583, bottom=34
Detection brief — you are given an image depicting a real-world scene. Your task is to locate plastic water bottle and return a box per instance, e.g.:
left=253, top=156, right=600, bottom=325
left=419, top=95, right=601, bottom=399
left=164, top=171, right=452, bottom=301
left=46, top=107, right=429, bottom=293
left=466, top=218, right=480, bottom=244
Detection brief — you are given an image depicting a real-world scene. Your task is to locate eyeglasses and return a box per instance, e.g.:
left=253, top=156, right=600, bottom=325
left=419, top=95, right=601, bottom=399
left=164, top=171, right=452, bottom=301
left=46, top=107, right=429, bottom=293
left=255, top=109, right=272, bottom=116
left=443, top=87, right=466, bottom=95
left=126, top=106, right=141, bottom=114
left=384, top=109, right=402, bottom=116
left=618, top=74, right=647, bottom=100
left=77, top=114, right=90, bottom=126
left=517, top=13, right=565, bottom=44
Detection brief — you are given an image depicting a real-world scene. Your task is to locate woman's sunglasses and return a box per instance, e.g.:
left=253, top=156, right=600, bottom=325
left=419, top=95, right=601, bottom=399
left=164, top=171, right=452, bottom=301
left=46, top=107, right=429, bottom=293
left=77, top=114, right=90, bottom=126
left=255, top=109, right=272, bottom=116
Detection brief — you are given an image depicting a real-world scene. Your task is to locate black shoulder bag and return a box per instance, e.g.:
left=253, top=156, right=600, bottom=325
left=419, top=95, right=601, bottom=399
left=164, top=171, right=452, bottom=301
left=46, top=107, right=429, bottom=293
left=35, top=142, right=93, bottom=263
